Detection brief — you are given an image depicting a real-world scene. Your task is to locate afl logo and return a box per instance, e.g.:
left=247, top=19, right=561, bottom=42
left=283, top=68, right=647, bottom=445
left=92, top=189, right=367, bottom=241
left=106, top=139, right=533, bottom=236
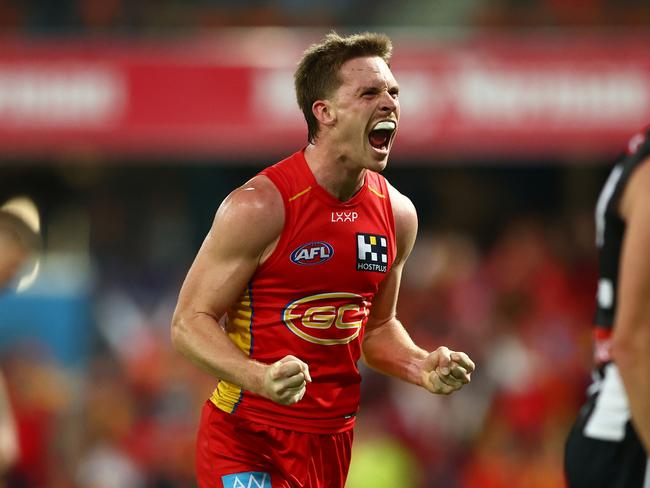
left=282, top=292, right=369, bottom=345
left=290, top=241, right=333, bottom=266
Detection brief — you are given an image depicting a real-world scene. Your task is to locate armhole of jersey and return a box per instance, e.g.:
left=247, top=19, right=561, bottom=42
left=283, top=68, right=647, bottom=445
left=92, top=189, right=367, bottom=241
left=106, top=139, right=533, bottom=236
left=258, top=169, right=291, bottom=271
left=596, top=164, right=624, bottom=248
left=598, top=154, right=650, bottom=247
left=377, top=174, right=398, bottom=266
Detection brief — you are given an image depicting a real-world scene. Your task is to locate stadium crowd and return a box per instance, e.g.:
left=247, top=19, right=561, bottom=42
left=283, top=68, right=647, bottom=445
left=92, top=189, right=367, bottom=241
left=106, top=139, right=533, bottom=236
left=0, top=163, right=602, bottom=487
left=0, top=0, right=648, bottom=33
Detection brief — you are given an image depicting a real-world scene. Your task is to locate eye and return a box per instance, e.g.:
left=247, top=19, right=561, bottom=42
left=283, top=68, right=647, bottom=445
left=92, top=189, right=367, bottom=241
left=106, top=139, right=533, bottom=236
left=389, top=88, right=399, bottom=99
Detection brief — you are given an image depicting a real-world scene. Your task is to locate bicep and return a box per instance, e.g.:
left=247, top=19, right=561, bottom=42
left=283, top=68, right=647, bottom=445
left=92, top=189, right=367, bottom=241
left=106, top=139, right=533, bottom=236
left=176, top=181, right=283, bottom=320
left=177, top=225, right=259, bottom=321
left=366, top=261, right=404, bottom=330
left=366, top=186, right=418, bottom=329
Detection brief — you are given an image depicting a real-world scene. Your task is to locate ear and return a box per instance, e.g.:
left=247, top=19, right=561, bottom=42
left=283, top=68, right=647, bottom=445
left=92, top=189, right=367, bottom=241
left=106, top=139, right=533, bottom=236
left=312, top=100, right=336, bottom=128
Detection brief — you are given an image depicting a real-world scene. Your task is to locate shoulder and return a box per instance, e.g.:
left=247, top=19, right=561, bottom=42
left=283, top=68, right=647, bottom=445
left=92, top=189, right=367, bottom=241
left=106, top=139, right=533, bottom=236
left=212, top=175, right=284, bottom=256
left=621, top=156, right=650, bottom=221
left=386, top=180, right=417, bottom=224
left=386, top=179, right=418, bottom=264
left=219, top=174, right=283, bottom=219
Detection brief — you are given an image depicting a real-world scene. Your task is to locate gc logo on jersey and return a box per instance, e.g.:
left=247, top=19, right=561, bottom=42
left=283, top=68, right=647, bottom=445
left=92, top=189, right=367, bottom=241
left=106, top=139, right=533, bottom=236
left=282, top=292, right=369, bottom=345
left=221, top=471, right=271, bottom=488
left=356, top=233, right=388, bottom=273
left=290, top=241, right=333, bottom=266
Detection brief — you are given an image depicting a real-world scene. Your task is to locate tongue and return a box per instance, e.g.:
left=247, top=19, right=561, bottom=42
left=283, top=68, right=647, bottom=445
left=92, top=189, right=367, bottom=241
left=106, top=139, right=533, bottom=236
left=369, top=130, right=390, bottom=148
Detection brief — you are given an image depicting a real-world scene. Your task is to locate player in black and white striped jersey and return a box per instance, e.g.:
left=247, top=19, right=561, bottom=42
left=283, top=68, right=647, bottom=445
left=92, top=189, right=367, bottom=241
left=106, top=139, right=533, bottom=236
left=565, top=128, right=650, bottom=488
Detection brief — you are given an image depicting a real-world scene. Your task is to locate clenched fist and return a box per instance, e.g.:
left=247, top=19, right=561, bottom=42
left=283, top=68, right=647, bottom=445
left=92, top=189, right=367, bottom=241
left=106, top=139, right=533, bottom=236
left=419, top=346, right=475, bottom=395
left=261, top=355, right=312, bottom=405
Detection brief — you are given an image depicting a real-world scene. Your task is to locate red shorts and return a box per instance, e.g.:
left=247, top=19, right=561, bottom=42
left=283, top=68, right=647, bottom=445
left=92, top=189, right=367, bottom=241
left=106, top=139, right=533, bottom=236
left=196, top=401, right=354, bottom=488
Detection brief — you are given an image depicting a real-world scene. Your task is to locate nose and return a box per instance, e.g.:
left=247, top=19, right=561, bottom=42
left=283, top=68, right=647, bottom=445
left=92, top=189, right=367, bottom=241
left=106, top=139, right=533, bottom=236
left=379, top=90, right=397, bottom=113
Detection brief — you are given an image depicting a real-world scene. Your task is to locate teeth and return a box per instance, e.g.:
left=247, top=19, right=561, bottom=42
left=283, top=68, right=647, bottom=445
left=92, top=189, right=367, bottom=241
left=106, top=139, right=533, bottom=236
left=372, top=120, right=396, bottom=131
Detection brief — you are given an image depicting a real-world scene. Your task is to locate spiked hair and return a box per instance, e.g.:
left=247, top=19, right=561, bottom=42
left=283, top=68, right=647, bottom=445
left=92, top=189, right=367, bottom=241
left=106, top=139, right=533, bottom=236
left=294, top=32, right=393, bottom=144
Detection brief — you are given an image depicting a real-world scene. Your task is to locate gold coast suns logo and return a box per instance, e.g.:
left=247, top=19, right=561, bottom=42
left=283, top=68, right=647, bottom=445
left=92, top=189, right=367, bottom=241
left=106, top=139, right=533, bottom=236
left=282, top=292, right=369, bottom=345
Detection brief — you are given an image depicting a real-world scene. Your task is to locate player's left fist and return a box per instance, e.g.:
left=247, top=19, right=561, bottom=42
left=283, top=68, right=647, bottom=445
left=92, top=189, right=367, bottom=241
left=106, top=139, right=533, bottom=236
left=420, top=346, right=475, bottom=395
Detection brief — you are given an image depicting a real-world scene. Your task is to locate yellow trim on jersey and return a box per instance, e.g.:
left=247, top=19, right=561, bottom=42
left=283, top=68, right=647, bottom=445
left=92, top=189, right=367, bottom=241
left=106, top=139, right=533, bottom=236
left=368, top=185, right=385, bottom=198
left=289, top=186, right=312, bottom=202
left=210, top=287, right=253, bottom=413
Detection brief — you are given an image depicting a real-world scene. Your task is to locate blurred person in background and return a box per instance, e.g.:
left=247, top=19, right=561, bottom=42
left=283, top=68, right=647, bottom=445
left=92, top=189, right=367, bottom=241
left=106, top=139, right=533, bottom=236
left=172, top=31, right=474, bottom=488
left=0, top=201, right=40, bottom=293
left=565, top=127, right=650, bottom=487
left=0, top=198, right=41, bottom=483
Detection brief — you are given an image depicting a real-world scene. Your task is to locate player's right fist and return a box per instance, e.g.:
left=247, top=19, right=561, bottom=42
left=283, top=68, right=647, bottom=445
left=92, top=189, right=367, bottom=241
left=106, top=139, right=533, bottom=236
left=261, top=355, right=312, bottom=405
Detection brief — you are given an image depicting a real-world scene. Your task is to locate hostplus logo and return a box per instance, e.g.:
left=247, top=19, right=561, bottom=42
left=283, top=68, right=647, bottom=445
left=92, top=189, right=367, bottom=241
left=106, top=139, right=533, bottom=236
left=221, top=472, right=271, bottom=488
left=356, top=233, right=388, bottom=273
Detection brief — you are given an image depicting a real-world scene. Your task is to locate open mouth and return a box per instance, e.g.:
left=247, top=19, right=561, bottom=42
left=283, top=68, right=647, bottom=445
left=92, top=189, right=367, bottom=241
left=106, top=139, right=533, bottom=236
left=368, top=120, right=396, bottom=151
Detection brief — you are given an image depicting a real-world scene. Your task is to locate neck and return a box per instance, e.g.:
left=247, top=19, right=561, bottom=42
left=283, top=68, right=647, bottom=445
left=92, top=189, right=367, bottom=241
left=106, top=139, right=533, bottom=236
left=304, top=144, right=366, bottom=202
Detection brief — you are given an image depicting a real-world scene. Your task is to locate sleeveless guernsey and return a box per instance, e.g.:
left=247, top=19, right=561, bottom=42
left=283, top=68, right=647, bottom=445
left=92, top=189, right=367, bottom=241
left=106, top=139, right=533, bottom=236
left=593, top=127, right=650, bottom=366
left=210, top=149, right=397, bottom=433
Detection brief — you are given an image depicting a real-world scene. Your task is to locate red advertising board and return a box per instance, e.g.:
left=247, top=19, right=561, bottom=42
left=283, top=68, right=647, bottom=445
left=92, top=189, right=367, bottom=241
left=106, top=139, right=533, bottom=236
left=0, top=32, right=648, bottom=160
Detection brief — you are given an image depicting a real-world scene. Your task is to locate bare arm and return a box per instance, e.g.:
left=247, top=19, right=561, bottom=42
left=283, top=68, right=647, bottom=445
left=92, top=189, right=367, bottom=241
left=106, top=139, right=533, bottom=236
left=362, top=184, right=474, bottom=394
left=171, top=176, right=310, bottom=406
left=0, top=372, right=19, bottom=473
left=612, top=156, right=650, bottom=451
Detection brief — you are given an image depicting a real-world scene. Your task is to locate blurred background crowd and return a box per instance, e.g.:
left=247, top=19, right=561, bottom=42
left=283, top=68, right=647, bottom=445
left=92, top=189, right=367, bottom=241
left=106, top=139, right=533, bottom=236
left=1, top=1, right=649, bottom=488
left=0, top=0, right=649, bottom=31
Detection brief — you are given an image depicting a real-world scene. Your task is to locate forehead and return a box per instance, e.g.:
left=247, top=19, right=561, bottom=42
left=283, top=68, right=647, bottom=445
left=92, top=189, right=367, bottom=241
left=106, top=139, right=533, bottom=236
left=338, top=56, right=397, bottom=89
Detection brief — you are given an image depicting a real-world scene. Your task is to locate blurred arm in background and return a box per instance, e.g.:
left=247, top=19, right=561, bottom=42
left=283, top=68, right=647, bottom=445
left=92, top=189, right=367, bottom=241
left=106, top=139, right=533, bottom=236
left=0, top=373, right=18, bottom=475
left=612, top=156, right=650, bottom=452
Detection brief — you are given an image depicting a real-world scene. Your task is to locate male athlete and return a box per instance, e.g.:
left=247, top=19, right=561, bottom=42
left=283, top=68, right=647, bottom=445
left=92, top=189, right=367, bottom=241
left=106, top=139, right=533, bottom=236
left=172, top=32, right=475, bottom=488
left=565, top=128, right=650, bottom=487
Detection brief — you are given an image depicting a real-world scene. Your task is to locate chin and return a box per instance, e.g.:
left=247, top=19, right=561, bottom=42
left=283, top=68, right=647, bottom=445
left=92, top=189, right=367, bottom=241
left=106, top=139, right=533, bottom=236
left=368, top=156, right=388, bottom=173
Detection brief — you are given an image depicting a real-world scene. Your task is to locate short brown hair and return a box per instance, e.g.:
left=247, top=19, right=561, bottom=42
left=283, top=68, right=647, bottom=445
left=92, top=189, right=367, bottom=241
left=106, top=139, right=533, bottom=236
left=294, top=32, right=393, bottom=144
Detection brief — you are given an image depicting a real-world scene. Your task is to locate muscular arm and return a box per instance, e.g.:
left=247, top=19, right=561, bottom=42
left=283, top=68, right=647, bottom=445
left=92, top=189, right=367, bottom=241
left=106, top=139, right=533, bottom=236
left=362, top=184, right=474, bottom=394
left=612, top=157, right=650, bottom=452
left=362, top=186, right=425, bottom=381
left=171, top=176, right=310, bottom=405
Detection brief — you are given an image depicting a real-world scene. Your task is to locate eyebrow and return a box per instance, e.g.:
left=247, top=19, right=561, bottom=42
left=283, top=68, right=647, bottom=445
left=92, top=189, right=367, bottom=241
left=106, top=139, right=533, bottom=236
left=357, top=83, right=399, bottom=95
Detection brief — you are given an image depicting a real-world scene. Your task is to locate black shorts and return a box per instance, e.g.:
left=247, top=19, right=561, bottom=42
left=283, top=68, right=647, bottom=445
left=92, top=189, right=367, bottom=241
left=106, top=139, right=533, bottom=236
left=565, top=364, right=649, bottom=488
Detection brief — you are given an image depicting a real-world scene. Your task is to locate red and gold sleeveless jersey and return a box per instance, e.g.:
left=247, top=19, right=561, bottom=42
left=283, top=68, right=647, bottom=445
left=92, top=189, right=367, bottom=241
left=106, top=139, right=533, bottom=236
left=209, top=149, right=397, bottom=433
